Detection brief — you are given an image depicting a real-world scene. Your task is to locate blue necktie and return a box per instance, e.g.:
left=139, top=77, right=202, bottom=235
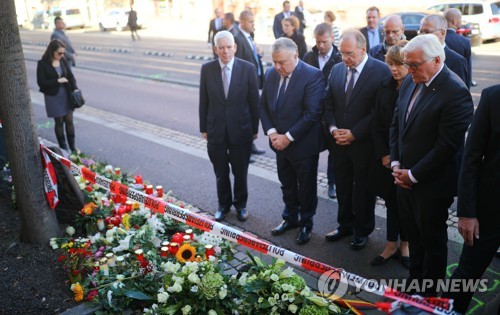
left=248, top=36, right=262, bottom=76
left=276, top=76, right=288, bottom=113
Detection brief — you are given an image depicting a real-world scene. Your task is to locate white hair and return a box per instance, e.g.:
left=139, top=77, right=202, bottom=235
left=214, top=30, right=235, bottom=46
left=402, top=34, right=445, bottom=64
left=272, top=37, right=298, bottom=54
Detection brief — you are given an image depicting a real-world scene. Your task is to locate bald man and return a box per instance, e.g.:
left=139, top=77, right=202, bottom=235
left=369, top=15, right=406, bottom=61
left=444, top=8, right=474, bottom=87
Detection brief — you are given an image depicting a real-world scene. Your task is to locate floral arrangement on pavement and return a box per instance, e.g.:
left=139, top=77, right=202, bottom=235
left=47, top=152, right=347, bottom=314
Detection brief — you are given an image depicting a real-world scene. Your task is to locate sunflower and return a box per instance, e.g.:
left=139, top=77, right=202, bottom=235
left=176, top=243, right=197, bottom=263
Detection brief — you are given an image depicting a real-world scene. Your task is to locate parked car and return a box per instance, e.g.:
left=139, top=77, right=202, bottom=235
left=457, top=22, right=483, bottom=45
left=46, top=8, right=86, bottom=29
left=99, top=9, right=142, bottom=32
left=427, top=1, right=500, bottom=42
left=379, top=12, right=428, bottom=40
left=32, top=10, right=50, bottom=29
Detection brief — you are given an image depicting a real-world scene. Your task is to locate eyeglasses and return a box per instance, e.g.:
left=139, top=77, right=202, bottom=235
left=402, top=57, right=435, bottom=70
left=338, top=50, right=357, bottom=58
left=417, top=28, right=443, bottom=35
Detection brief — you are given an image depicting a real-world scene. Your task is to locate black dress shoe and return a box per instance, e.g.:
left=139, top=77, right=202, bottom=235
left=249, top=156, right=256, bottom=163
left=325, top=229, right=353, bottom=242
left=296, top=227, right=312, bottom=245
left=236, top=208, right=248, bottom=221
left=400, top=256, right=410, bottom=269
left=371, top=250, right=399, bottom=266
left=271, top=220, right=298, bottom=235
left=328, top=184, right=336, bottom=199
left=214, top=208, right=230, bottom=222
left=350, top=236, right=368, bottom=250
left=251, top=143, right=266, bottom=155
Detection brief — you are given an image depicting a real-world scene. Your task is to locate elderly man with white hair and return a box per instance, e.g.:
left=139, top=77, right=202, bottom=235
left=390, top=34, right=473, bottom=296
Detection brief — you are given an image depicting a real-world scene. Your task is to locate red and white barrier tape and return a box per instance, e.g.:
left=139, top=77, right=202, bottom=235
left=41, top=144, right=455, bottom=315
left=41, top=146, right=59, bottom=209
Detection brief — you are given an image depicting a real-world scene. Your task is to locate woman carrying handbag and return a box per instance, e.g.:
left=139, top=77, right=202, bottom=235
left=37, top=39, right=79, bottom=153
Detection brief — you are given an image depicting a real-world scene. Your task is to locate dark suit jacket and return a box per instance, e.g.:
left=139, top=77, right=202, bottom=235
left=457, top=84, right=500, bottom=228
left=208, top=18, right=223, bottom=44
left=199, top=58, right=260, bottom=145
left=359, top=27, right=385, bottom=51
left=445, top=46, right=470, bottom=89
left=259, top=60, right=325, bottom=160
left=389, top=66, right=474, bottom=198
left=232, top=28, right=264, bottom=87
left=446, top=29, right=472, bottom=86
left=368, top=42, right=387, bottom=62
left=36, top=58, right=77, bottom=96
left=324, top=56, right=391, bottom=157
left=303, top=44, right=342, bottom=83
left=273, top=12, right=297, bottom=39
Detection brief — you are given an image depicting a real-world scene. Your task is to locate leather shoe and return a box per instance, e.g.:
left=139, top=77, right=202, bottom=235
left=271, top=220, right=298, bottom=235
left=350, top=236, right=368, bottom=250
left=236, top=208, right=248, bottom=222
left=325, top=229, right=353, bottom=242
left=371, top=250, right=399, bottom=266
left=296, top=227, right=312, bottom=245
left=400, top=256, right=410, bottom=269
left=214, top=207, right=229, bottom=222
left=251, top=143, right=266, bottom=155
left=328, top=184, right=336, bottom=199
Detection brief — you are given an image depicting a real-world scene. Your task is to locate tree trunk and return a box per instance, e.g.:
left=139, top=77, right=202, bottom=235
left=0, top=0, right=60, bottom=244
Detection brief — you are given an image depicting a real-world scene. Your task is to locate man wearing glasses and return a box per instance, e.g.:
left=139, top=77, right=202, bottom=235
left=323, top=29, right=391, bottom=250
left=418, top=14, right=469, bottom=89
left=390, top=34, right=473, bottom=296
left=369, top=15, right=405, bottom=62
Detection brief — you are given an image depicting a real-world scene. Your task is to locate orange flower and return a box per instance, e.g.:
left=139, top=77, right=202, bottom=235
left=71, top=283, right=84, bottom=302
left=82, top=202, right=98, bottom=215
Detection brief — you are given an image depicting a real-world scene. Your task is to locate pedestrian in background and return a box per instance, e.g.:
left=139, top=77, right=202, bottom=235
left=359, top=7, right=384, bottom=51
left=281, top=16, right=307, bottom=60
left=260, top=38, right=325, bottom=245
left=51, top=16, right=76, bottom=67
left=273, top=1, right=295, bottom=39
left=324, top=11, right=341, bottom=48
left=369, top=41, right=410, bottom=268
left=199, top=31, right=260, bottom=222
left=37, top=39, right=79, bottom=153
left=128, top=6, right=141, bottom=41
left=294, top=0, right=306, bottom=35
left=208, top=8, right=224, bottom=58
left=369, top=15, right=406, bottom=62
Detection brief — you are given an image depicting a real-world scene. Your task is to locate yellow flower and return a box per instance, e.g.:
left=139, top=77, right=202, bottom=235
left=122, top=214, right=130, bottom=230
left=71, top=283, right=84, bottom=302
left=82, top=202, right=98, bottom=215
left=176, top=244, right=197, bottom=263
left=132, top=202, right=140, bottom=210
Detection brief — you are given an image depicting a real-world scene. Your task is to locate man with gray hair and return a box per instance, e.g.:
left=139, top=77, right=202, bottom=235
left=199, top=30, right=260, bottom=222
left=260, top=37, right=325, bottom=245
left=419, top=14, right=469, bottom=88
left=390, top=34, right=473, bottom=296
left=369, top=15, right=405, bottom=62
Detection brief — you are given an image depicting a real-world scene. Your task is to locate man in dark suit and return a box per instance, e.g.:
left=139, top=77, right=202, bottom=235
left=419, top=14, right=470, bottom=89
left=323, top=29, right=391, bottom=250
left=199, top=31, right=260, bottom=222
left=444, top=8, right=474, bottom=87
left=443, top=84, right=500, bottom=313
left=223, top=13, right=236, bottom=33
left=303, top=22, right=342, bottom=199
left=208, top=8, right=224, bottom=58
left=369, top=15, right=405, bottom=62
left=294, top=0, right=306, bottom=35
left=259, top=37, right=325, bottom=245
left=273, top=1, right=296, bottom=39
left=390, top=34, right=473, bottom=296
left=359, top=6, right=385, bottom=51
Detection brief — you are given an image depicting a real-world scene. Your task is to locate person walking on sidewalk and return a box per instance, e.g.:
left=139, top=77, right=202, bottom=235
left=51, top=17, right=76, bottom=67
left=128, top=6, right=141, bottom=41
left=37, top=39, right=79, bottom=153
left=199, top=31, right=260, bottom=222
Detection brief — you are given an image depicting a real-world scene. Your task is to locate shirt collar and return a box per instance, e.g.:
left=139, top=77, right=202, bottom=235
left=321, top=46, right=334, bottom=59
left=219, top=58, right=235, bottom=70
left=425, top=63, right=444, bottom=87
left=238, top=25, right=252, bottom=39
left=350, top=53, right=369, bottom=73
left=282, top=59, right=300, bottom=79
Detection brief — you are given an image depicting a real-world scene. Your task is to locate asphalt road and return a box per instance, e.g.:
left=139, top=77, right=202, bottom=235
left=20, top=29, right=500, bottom=313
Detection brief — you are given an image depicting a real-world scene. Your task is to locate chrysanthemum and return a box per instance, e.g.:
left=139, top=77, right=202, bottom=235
left=176, top=243, right=196, bottom=263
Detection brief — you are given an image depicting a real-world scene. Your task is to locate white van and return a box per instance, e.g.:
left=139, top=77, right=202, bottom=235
left=48, top=7, right=85, bottom=29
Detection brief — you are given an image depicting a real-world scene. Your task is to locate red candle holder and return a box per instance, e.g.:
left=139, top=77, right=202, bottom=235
left=161, top=241, right=170, bottom=248
left=135, top=175, right=143, bottom=184
left=146, top=185, right=154, bottom=195
left=160, top=246, right=169, bottom=257
left=171, top=232, right=184, bottom=244
left=205, top=245, right=215, bottom=258
left=125, top=201, right=133, bottom=213
left=114, top=167, right=121, bottom=175
left=156, top=185, right=163, bottom=198
left=185, top=229, right=194, bottom=240
left=169, top=242, right=179, bottom=255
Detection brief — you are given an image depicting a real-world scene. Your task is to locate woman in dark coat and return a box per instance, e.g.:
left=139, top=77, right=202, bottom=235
left=281, top=16, right=307, bottom=59
left=37, top=39, right=78, bottom=152
left=370, top=41, right=410, bottom=268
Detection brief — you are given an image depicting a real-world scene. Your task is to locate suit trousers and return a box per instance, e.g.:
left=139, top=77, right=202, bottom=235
left=207, top=138, right=252, bottom=210
left=443, top=226, right=500, bottom=313
left=334, top=148, right=376, bottom=236
left=277, top=153, right=319, bottom=229
left=397, top=188, right=453, bottom=296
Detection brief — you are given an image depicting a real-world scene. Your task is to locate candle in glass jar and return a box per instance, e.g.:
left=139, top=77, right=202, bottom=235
left=146, top=185, right=154, bottom=195
left=115, top=255, right=124, bottom=267
left=125, top=201, right=133, bottom=213
left=97, top=219, right=105, bottom=231
left=99, top=258, right=109, bottom=276
left=93, top=261, right=100, bottom=272
left=135, top=175, right=143, bottom=184
left=183, top=235, right=191, bottom=244
left=161, top=241, right=170, bottom=248
left=169, top=242, right=179, bottom=255
left=160, top=246, right=169, bottom=257
left=106, top=253, right=116, bottom=267
left=114, top=167, right=121, bottom=175
left=205, top=244, right=215, bottom=258
left=156, top=185, right=163, bottom=197
left=185, top=229, right=194, bottom=240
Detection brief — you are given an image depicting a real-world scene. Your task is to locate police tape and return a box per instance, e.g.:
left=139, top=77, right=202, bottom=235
left=41, top=144, right=455, bottom=315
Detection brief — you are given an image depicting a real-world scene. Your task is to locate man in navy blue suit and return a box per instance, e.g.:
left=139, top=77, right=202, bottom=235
left=444, top=8, right=474, bottom=87
left=199, top=31, right=260, bottom=222
left=273, top=1, right=296, bottom=39
left=419, top=14, right=470, bottom=89
left=323, top=29, right=391, bottom=250
left=390, top=34, right=473, bottom=296
left=259, top=37, right=325, bottom=245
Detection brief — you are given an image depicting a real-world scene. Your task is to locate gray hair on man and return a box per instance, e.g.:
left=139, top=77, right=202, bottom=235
left=422, top=14, right=448, bottom=30
left=403, top=34, right=446, bottom=63
left=214, top=30, right=235, bottom=46
left=314, top=22, right=333, bottom=37
left=272, top=37, right=298, bottom=54
left=340, top=29, right=367, bottom=50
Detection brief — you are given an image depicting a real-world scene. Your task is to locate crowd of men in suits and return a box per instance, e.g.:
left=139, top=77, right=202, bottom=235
left=202, top=4, right=498, bottom=314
